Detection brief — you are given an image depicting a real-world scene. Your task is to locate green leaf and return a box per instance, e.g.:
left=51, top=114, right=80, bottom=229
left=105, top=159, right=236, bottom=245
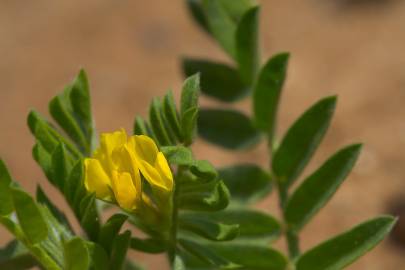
left=11, top=188, right=48, bottom=244
left=219, top=164, right=272, bottom=204
left=161, top=146, right=194, bottom=166
left=0, top=159, right=13, bottom=216
left=179, top=180, right=230, bottom=212
left=184, top=209, right=281, bottom=242
left=236, top=6, right=260, bottom=85
left=198, top=108, right=260, bottom=150
left=98, top=214, right=128, bottom=255
left=130, top=237, right=167, bottom=254
left=190, top=160, right=218, bottom=181
left=203, top=243, right=287, bottom=270
left=253, top=53, right=289, bottom=137
left=79, top=193, right=100, bottom=241
left=64, top=237, right=90, bottom=270
left=51, top=143, right=74, bottom=191
left=202, top=0, right=237, bottom=58
left=186, top=0, right=210, bottom=33
left=181, top=74, right=200, bottom=117
left=163, top=91, right=183, bottom=141
left=296, top=216, right=397, bottom=270
left=179, top=238, right=239, bottom=269
left=133, top=116, right=156, bottom=140
left=27, top=110, right=81, bottom=158
left=64, top=160, right=86, bottom=209
left=70, top=69, right=94, bottom=148
left=88, top=242, right=109, bottom=270
left=182, top=59, right=247, bottom=102
left=36, top=186, right=72, bottom=232
left=173, top=255, right=186, bottom=270
left=149, top=98, right=173, bottom=146
left=110, top=230, right=132, bottom=270
left=218, top=0, right=257, bottom=22
left=0, top=241, right=37, bottom=270
left=273, top=96, right=337, bottom=188
left=124, top=260, right=145, bottom=270
left=33, top=143, right=53, bottom=182
left=179, top=214, right=239, bottom=241
left=181, top=107, right=199, bottom=146
left=285, top=144, right=362, bottom=231
left=49, top=91, right=88, bottom=154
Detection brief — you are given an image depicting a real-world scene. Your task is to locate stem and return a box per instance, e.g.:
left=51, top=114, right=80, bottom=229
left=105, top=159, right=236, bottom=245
left=268, top=140, right=300, bottom=261
left=167, top=165, right=185, bottom=266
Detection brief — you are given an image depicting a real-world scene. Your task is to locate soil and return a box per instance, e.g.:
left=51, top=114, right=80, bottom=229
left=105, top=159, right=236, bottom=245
left=1, top=0, right=405, bottom=269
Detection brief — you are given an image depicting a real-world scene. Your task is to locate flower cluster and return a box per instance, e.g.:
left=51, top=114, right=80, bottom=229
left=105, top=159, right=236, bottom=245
left=84, top=129, right=173, bottom=212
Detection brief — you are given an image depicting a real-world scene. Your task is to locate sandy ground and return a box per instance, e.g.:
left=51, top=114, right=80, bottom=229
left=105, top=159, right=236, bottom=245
left=1, top=0, right=405, bottom=269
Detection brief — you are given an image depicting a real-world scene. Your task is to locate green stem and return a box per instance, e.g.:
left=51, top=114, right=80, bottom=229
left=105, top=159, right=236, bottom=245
left=167, top=165, right=186, bottom=266
left=268, top=140, right=300, bottom=261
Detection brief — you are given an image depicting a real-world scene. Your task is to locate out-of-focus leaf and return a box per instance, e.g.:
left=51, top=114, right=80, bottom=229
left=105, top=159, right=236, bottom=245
left=179, top=180, right=230, bottom=212
left=0, top=241, right=38, bottom=270
left=285, top=144, right=362, bottom=231
left=236, top=7, right=260, bottom=85
left=203, top=242, right=287, bottom=270
left=183, top=209, right=281, bottom=243
left=179, top=215, right=239, bottom=241
left=296, top=216, right=397, bottom=270
left=130, top=237, right=167, bottom=254
left=182, top=59, right=247, bottom=102
left=218, top=0, right=257, bottom=22
left=87, top=242, right=109, bottom=270
left=186, top=0, right=210, bottom=33
left=179, top=238, right=239, bottom=269
left=0, top=159, right=13, bottom=216
left=202, top=0, right=237, bottom=58
left=64, top=237, right=90, bottom=270
left=198, top=108, right=260, bottom=150
left=11, top=188, right=48, bottom=244
left=253, top=53, right=289, bottom=138
left=110, top=230, right=132, bottom=270
left=190, top=160, right=218, bottom=181
left=273, top=96, right=337, bottom=188
left=219, top=164, right=271, bottom=204
left=98, top=214, right=128, bottom=255
left=173, top=255, right=186, bottom=270
left=161, top=146, right=194, bottom=166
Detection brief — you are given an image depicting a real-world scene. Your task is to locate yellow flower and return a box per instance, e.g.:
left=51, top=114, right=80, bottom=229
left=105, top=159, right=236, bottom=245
left=84, top=129, right=173, bottom=211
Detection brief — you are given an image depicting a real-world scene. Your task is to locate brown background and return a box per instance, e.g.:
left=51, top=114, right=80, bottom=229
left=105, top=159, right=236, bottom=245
left=1, top=0, right=405, bottom=269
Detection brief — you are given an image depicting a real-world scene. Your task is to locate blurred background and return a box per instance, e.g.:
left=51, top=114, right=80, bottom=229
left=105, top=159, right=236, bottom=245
left=1, top=0, right=405, bottom=269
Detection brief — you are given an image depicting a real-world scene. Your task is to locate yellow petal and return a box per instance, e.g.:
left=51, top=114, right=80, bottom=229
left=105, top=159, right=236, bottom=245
left=138, top=160, right=169, bottom=192
left=132, top=135, right=159, bottom=164
left=100, top=129, right=127, bottom=153
left=154, top=152, right=173, bottom=190
left=93, top=129, right=127, bottom=174
left=84, top=158, right=112, bottom=199
left=111, top=171, right=137, bottom=210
